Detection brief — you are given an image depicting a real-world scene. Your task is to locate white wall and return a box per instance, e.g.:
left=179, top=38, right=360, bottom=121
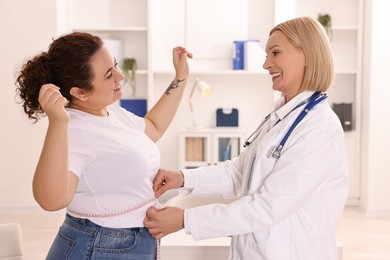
left=360, top=0, right=390, bottom=215
left=0, top=0, right=57, bottom=207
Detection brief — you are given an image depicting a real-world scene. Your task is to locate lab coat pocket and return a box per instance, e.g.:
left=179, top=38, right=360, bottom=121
left=246, top=143, right=279, bottom=192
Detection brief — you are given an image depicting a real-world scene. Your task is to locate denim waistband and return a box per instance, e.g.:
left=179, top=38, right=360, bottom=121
left=64, top=213, right=144, bottom=235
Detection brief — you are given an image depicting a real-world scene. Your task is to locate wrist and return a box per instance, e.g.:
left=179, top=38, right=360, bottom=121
left=179, top=170, right=184, bottom=187
left=175, top=75, right=187, bottom=81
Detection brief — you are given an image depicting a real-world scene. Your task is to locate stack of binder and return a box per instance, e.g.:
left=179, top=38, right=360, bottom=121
left=332, top=103, right=353, bottom=131
left=233, top=40, right=266, bottom=71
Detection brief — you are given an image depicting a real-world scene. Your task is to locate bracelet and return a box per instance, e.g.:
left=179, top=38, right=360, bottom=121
left=179, top=170, right=185, bottom=187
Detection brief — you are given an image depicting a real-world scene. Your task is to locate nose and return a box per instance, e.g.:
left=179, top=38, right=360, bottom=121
left=114, top=66, right=125, bottom=81
left=263, top=58, right=272, bottom=70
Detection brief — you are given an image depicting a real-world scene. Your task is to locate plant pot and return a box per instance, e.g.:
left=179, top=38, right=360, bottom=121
left=120, top=99, right=147, bottom=117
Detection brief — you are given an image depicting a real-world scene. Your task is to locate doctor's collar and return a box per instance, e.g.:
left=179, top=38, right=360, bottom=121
left=274, top=91, right=316, bottom=120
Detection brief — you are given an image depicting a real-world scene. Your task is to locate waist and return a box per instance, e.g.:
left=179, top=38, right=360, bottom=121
left=64, top=213, right=148, bottom=233
left=67, top=197, right=158, bottom=228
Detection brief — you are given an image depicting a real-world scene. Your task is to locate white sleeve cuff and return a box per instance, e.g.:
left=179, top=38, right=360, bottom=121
left=176, top=169, right=198, bottom=196
left=182, top=169, right=199, bottom=188
left=184, top=209, right=191, bottom=234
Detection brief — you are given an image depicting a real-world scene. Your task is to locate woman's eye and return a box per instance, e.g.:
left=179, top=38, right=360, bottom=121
left=272, top=51, right=280, bottom=56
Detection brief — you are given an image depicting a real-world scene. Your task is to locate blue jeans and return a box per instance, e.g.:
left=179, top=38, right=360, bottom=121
left=46, top=214, right=157, bottom=260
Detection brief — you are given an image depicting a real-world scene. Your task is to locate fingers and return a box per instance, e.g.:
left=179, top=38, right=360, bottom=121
left=155, top=183, right=170, bottom=198
left=153, top=169, right=183, bottom=198
left=172, top=46, right=192, bottom=80
left=38, top=84, right=70, bottom=122
left=144, top=206, right=184, bottom=239
left=144, top=207, right=169, bottom=239
left=152, top=169, right=167, bottom=193
left=39, top=84, right=68, bottom=109
left=146, top=206, right=157, bottom=217
left=38, top=84, right=58, bottom=105
left=152, top=232, right=165, bottom=240
left=173, top=46, right=193, bottom=59
left=153, top=169, right=172, bottom=198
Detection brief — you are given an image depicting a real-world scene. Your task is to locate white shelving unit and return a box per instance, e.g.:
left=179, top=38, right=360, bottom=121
left=66, top=0, right=153, bottom=106
left=178, top=128, right=246, bottom=169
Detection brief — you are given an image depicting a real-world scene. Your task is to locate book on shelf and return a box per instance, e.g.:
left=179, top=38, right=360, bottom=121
left=185, top=137, right=205, bottom=161
left=233, top=40, right=245, bottom=70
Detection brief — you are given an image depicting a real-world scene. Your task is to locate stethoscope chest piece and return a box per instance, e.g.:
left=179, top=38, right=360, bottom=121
left=268, top=145, right=283, bottom=159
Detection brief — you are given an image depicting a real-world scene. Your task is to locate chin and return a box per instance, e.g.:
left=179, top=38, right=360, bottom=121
left=115, top=91, right=123, bottom=99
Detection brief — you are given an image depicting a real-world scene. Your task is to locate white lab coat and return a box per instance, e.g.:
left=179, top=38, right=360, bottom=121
left=181, top=91, right=349, bottom=260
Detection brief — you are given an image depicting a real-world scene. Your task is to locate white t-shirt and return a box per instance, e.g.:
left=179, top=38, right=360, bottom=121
left=66, top=103, right=160, bottom=228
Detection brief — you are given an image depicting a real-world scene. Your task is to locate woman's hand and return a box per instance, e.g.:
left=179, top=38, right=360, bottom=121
left=38, top=84, right=69, bottom=123
left=144, top=206, right=184, bottom=239
left=172, top=46, right=193, bottom=80
left=153, top=169, right=184, bottom=198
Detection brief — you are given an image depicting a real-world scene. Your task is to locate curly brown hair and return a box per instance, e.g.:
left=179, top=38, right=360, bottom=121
left=15, top=32, right=103, bottom=122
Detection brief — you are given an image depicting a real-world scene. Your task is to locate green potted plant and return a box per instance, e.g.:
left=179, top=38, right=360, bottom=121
left=317, top=13, right=332, bottom=40
left=122, top=58, right=137, bottom=98
left=120, top=58, right=147, bottom=117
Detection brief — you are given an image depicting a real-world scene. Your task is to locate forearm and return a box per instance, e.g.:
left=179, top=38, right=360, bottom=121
left=33, top=122, right=75, bottom=211
left=181, top=160, right=242, bottom=199
left=144, top=77, right=188, bottom=141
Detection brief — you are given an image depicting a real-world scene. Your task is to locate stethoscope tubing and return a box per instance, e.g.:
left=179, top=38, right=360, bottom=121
left=244, top=92, right=328, bottom=159
left=279, top=92, right=327, bottom=148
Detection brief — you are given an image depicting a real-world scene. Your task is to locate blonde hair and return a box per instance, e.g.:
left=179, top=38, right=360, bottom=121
left=270, top=16, right=334, bottom=92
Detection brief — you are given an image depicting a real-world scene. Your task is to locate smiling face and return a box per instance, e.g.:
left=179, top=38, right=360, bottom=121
left=263, top=30, right=306, bottom=102
left=69, top=45, right=124, bottom=116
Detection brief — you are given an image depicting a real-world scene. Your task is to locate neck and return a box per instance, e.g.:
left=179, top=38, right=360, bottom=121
left=68, top=102, right=108, bottom=117
left=283, top=90, right=301, bottom=103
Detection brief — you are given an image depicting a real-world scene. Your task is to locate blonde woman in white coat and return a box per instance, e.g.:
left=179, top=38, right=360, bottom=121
left=144, top=16, right=348, bottom=260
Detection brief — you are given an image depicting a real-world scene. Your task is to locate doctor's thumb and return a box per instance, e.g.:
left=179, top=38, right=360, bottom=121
left=146, top=206, right=157, bottom=217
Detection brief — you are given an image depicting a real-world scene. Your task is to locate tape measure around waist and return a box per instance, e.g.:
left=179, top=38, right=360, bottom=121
left=67, top=198, right=157, bottom=218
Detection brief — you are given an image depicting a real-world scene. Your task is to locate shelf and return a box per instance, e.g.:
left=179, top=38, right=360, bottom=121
left=154, top=70, right=268, bottom=76
left=180, top=127, right=247, bottom=133
left=334, top=70, right=358, bottom=74
left=332, top=26, right=359, bottom=31
left=73, top=27, right=148, bottom=32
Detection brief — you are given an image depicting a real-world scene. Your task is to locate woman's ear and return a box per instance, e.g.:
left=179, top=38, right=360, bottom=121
left=69, top=87, right=90, bottom=101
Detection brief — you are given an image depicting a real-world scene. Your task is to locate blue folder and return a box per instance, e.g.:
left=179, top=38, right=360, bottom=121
left=216, top=108, right=239, bottom=127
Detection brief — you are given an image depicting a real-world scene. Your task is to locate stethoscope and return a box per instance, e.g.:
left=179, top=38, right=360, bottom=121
left=243, top=91, right=328, bottom=159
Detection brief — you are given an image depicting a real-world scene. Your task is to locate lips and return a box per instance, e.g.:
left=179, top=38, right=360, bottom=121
left=270, top=72, right=282, bottom=80
left=114, top=85, right=121, bottom=92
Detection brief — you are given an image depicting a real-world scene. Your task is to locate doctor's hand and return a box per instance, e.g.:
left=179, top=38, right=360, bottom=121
left=144, top=206, right=184, bottom=239
left=153, top=169, right=184, bottom=198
